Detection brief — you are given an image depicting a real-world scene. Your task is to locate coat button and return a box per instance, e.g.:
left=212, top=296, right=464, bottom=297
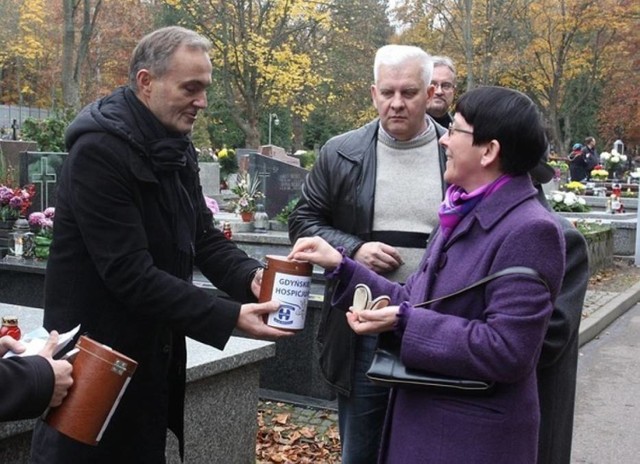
left=162, top=345, right=170, bottom=353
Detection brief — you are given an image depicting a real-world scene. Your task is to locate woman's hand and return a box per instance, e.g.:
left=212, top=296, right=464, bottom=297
left=287, top=237, right=342, bottom=271
left=346, top=306, right=399, bottom=334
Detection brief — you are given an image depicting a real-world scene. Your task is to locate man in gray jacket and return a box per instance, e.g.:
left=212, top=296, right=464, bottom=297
left=289, top=44, right=447, bottom=464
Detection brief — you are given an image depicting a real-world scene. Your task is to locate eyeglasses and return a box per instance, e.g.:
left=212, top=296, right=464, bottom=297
left=448, top=122, right=474, bottom=137
left=431, top=81, right=456, bottom=91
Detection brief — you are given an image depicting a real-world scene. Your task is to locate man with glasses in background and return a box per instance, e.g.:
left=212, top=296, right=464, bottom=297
left=426, top=56, right=456, bottom=128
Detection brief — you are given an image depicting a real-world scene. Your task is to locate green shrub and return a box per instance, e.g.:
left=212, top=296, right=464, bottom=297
left=275, top=197, right=299, bottom=224
left=21, top=116, right=70, bottom=152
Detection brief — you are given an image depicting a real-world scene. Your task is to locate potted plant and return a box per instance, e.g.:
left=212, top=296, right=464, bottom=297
left=28, top=207, right=55, bottom=259
left=230, top=173, right=264, bottom=222
left=590, top=168, right=609, bottom=181
left=0, top=183, right=36, bottom=257
left=600, top=150, right=628, bottom=179
left=0, top=183, right=35, bottom=222
left=217, top=147, right=238, bottom=189
left=549, top=191, right=590, bottom=213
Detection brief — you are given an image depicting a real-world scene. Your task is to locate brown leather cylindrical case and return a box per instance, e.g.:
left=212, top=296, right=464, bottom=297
left=45, top=335, right=138, bottom=445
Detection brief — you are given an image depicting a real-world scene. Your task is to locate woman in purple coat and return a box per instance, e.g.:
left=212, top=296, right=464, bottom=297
left=289, top=86, right=565, bottom=464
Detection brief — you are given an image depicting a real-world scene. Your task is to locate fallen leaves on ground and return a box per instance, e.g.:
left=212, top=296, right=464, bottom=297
left=588, top=258, right=640, bottom=293
left=256, top=403, right=341, bottom=463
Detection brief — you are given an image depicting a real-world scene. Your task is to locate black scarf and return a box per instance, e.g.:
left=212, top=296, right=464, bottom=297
left=123, top=88, right=197, bottom=280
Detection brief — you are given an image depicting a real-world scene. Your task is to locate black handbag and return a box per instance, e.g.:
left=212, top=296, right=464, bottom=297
left=364, top=266, right=548, bottom=392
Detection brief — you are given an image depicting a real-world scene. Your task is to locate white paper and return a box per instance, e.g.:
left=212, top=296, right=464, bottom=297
left=2, top=325, right=80, bottom=359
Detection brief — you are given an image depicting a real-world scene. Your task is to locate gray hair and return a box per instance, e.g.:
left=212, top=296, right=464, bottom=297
left=129, top=26, right=211, bottom=91
left=373, top=45, right=433, bottom=87
left=431, top=55, right=456, bottom=81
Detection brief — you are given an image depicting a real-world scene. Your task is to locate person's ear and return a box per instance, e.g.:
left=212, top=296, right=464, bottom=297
left=136, top=69, right=153, bottom=97
left=480, top=139, right=501, bottom=168
left=370, top=84, right=378, bottom=110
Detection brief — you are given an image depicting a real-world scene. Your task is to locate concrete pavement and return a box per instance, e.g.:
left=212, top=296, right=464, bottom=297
left=572, top=301, right=640, bottom=463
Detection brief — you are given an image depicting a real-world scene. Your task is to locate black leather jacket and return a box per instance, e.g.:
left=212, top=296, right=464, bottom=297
left=288, top=117, right=447, bottom=395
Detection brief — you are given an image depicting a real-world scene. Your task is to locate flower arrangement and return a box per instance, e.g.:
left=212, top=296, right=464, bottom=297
left=230, top=173, right=264, bottom=214
left=549, top=191, right=590, bottom=213
left=0, top=184, right=36, bottom=221
left=563, top=181, right=586, bottom=194
left=28, top=207, right=55, bottom=259
left=599, top=149, right=628, bottom=172
left=549, top=160, right=569, bottom=180
left=217, top=146, right=238, bottom=179
left=590, top=168, right=609, bottom=181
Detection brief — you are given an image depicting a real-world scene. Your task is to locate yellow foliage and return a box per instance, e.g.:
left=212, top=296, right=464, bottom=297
left=9, top=0, right=46, bottom=60
left=169, top=0, right=333, bottom=122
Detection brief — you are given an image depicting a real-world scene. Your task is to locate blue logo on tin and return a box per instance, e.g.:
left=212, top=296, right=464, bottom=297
left=274, top=302, right=301, bottom=326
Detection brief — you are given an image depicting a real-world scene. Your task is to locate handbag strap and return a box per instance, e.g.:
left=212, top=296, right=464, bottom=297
left=414, top=266, right=548, bottom=308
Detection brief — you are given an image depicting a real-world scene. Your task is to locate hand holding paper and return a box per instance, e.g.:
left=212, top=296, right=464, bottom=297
left=2, top=325, right=80, bottom=359
left=38, top=331, right=75, bottom=407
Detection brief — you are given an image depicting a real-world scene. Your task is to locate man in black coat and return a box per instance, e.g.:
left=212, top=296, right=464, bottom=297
left=532, top=162, right=590, bottom=464
left=29, top=26, right=291, bottom=463
left=0, top=332, right=73, bottom=421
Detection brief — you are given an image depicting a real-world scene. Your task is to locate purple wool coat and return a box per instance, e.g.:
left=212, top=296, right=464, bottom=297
left=331, top=175, right=565, bottom=464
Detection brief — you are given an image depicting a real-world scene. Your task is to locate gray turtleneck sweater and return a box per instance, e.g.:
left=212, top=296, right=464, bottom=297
left=374, top=121, right=443, bottom=282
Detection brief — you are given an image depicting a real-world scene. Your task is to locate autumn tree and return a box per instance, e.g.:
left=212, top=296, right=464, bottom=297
left=506, top=0, right=628, bottom=153
left=61, top=0, right=103, bottom=110
left=392, top=0, right=638, bottom=153
left=46, top=0, right=153, bottom=110
left=161, top=0, right=332, bottom=148
left=596, top=0, right=640, bottom=153
left=0, top=0, right=49, bottom=106
left=392, top=0, right=526, bottom=91
left=309, top=0, right=393, bottom=131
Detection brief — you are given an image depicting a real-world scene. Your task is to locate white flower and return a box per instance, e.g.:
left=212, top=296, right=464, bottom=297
left=600, top=152, right=611, bottom=161
left=563, top=192, right=577, bottom=206
left=621, top=154, right=628, bottom=162
left=611, top=149, right=619, bottom=156
left=552, top=193, right=564, bottom=203
left=611, top=155, right=620, bottom=164
left=578, top=197, right=586, bottom=205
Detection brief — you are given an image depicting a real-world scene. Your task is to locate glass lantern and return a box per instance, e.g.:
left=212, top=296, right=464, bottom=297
left=7, top=218, right=34, bottom=260
left=253, top=203, right=269, bottom=233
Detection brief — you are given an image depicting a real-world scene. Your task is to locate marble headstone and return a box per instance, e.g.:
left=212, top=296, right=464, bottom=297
left=19, top=151, right=67, bottom=214
left=247, top=152, right=307, bottom=218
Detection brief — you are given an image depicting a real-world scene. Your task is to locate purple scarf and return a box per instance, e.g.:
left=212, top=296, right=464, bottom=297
left=438, top=175, right=512, bottom=239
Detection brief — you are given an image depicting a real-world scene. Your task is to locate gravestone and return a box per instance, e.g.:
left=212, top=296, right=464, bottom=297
left=247, top=152, right=307, bottom=219
left=199, top=162, right=220, bottom=197
left=258, top=145, right=301, bottom=167
left=0, top=141, right=37, bottom=178
left=19, top=152, right=67, bottom=214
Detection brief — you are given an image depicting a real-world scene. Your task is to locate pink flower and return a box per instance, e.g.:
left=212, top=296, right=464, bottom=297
left=204, top=196, right=219, bottom=215
left=29, top=211, right=47, bottom=227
